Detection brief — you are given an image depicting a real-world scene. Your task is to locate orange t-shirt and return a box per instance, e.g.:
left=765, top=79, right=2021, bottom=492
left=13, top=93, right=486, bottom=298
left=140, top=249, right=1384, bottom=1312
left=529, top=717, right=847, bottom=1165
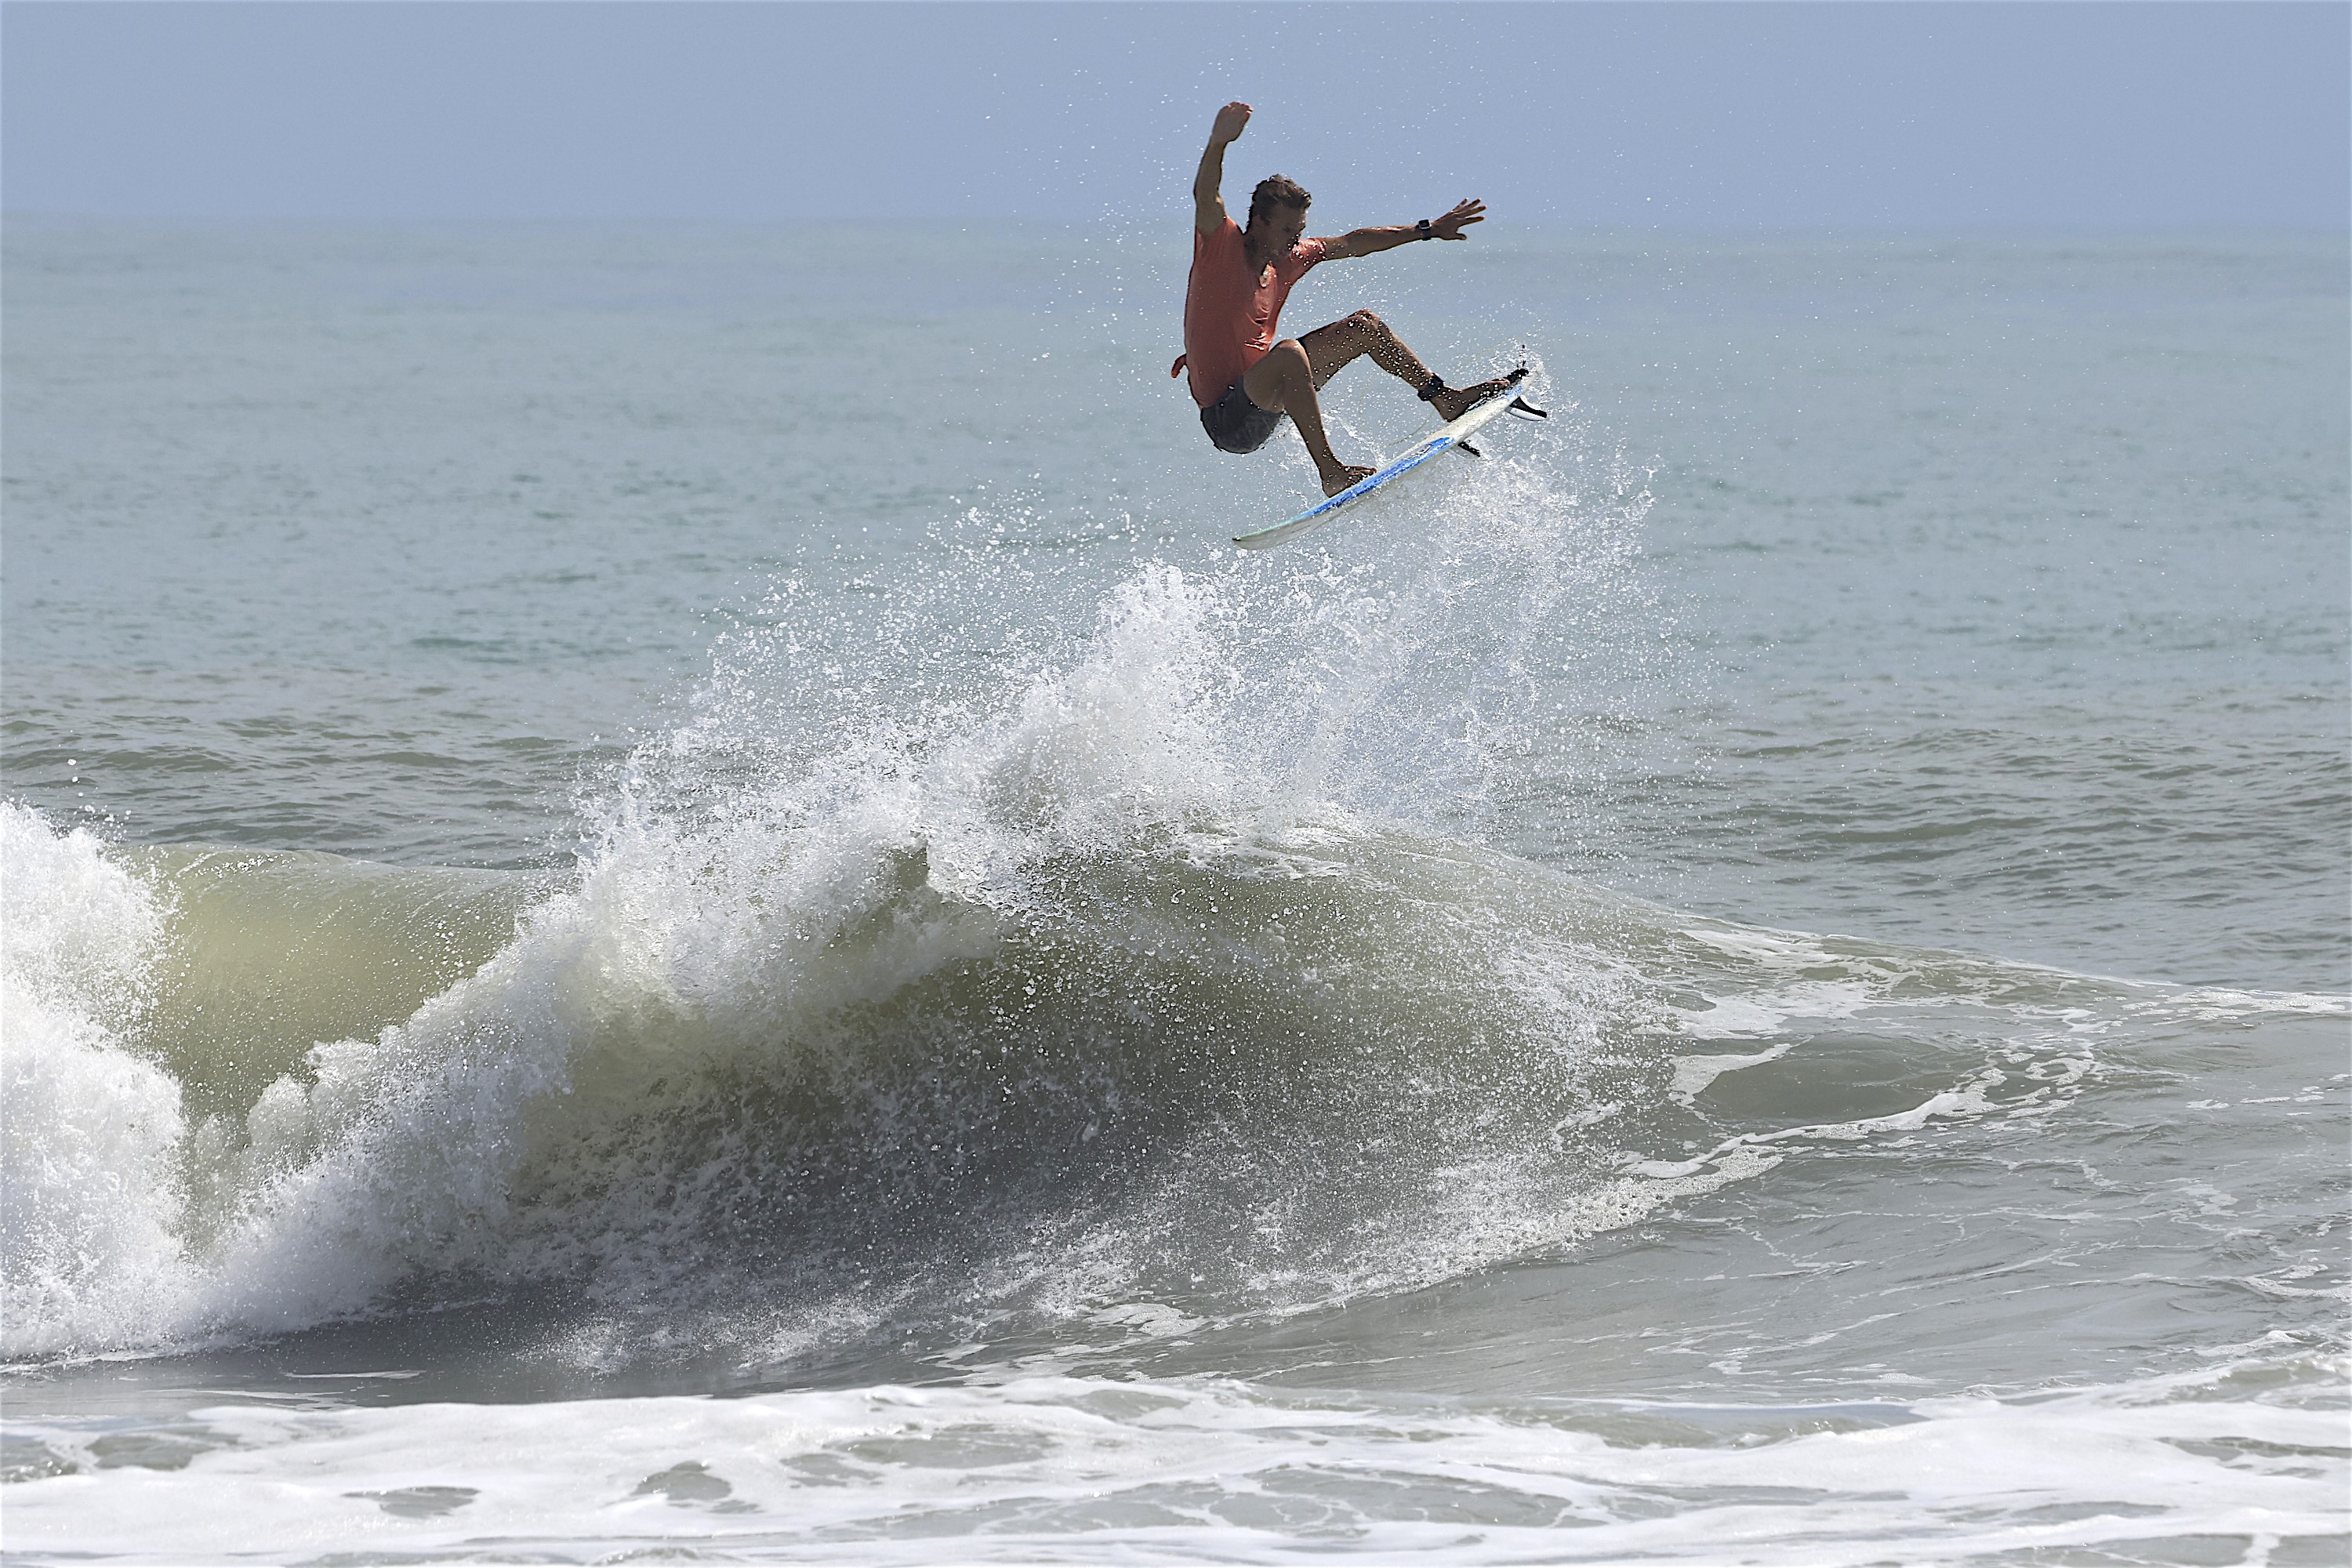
left=1178, top=217, right=1327, bottom=408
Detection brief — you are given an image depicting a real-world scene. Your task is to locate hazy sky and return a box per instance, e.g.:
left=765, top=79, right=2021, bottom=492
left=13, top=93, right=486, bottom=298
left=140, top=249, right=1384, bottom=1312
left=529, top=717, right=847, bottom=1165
left=5, top=2, right=2346, bottom=227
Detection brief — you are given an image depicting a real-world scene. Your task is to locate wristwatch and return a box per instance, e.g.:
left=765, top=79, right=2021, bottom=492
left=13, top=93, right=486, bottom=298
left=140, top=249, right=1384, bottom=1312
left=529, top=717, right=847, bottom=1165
left=1416, top=218, right=1434, bottom=241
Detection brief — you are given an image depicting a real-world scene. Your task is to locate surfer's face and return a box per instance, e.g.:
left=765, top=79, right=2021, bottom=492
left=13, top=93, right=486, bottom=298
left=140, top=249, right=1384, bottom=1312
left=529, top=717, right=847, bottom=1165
left=1252, top=203, right=1308, bottom=256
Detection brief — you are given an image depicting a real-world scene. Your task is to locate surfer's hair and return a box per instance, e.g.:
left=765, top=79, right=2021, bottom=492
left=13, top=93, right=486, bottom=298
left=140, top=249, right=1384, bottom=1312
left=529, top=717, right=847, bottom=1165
left=1248, top=175, right=1312, bottom=227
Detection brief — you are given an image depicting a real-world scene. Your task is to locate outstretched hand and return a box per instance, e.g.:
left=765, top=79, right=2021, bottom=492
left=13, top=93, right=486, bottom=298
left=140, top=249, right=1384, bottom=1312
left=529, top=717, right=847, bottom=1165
left=1431, top=198, right=1486, bottom=240
left=1211, top=100, right=1252, bottom=145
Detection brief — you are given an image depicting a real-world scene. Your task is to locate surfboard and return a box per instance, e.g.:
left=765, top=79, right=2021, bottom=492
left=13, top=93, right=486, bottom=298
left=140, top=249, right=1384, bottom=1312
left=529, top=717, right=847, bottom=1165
left=1232, top=369, right=1547, bottom=550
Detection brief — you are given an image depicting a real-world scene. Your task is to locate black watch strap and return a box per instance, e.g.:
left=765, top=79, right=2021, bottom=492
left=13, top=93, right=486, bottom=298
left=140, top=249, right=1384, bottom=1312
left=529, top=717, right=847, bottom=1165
left=1416, top=218, right=1434, bottom=241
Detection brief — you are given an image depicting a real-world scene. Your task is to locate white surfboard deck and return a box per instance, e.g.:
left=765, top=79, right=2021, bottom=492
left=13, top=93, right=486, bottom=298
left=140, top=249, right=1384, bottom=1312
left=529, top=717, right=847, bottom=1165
left=1232, top=373, right=1541, bottom=551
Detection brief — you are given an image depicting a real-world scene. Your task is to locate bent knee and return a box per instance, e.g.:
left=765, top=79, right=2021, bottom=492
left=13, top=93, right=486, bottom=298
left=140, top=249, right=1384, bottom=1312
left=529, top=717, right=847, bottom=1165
left=1345, top=309, right=1387, bottom=333
left=1256, top=339, right=1311, bottom=383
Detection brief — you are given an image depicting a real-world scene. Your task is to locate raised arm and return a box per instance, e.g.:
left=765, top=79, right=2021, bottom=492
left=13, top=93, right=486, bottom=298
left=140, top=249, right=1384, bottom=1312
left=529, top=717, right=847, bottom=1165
left=1322, top=198, right=1486, bottom=260
left=1194, top=101, right=1251, bottom=236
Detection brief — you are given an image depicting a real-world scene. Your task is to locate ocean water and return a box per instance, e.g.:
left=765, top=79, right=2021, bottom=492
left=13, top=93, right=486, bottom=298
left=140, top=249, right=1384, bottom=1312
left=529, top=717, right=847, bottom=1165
left=2, top=220, right=2345, bottom=1565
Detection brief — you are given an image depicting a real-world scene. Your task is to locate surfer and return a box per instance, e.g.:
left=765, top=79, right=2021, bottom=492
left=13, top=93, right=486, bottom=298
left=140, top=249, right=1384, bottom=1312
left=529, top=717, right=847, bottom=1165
left=1174, top=100, right=1515, bottom=497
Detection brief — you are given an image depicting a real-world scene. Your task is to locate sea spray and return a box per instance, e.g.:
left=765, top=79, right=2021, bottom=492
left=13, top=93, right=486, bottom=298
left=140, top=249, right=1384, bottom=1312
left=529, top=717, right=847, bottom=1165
left=0, top=550, right=1696, bottom=1358
left=1, top=803, right=188, bottom=1356
left=2, top=558, right=2193, bottom=1365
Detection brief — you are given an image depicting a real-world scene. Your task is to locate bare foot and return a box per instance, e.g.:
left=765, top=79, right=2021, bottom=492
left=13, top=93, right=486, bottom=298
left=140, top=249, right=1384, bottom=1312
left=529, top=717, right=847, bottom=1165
left=1320, top=463, right=1376, bottom=497
left=1429, top=377, right=1514, bottom=423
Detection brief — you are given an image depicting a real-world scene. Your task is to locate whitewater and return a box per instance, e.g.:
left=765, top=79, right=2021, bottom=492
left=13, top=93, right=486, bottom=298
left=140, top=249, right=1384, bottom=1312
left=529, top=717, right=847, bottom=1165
left=2, top=220, right=2345, bottom=1564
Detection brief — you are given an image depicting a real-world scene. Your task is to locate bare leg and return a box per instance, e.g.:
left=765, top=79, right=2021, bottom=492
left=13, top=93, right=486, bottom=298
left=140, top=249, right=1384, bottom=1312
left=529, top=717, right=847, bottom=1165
left=1243, top=339, right=1373, bottom=497
left=1298, top=308, right=1432, bottom=390
left=1298, top=309, right=1515, bottom=423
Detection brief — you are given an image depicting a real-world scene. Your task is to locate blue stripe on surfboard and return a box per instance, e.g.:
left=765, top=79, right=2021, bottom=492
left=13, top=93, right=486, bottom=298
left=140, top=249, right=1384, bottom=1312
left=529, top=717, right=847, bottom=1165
left=1298, top=438, right=1450, bottom=520
left=1232, top=435, right=1456, bottom=547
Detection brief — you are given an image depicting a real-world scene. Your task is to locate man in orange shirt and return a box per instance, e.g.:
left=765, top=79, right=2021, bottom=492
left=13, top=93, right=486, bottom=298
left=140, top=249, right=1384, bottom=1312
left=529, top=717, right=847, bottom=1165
left=1176, top=100, right=1513, bottom=498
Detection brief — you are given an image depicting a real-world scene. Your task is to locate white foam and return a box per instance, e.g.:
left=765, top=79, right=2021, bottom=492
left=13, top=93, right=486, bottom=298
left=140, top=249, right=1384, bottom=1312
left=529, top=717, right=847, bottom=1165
left=1624, top=1067, right=2022, bottom=1180
left=1668, top=1040, right=1795, bottom=1099
left=1671, top=979, right=1877, bottom=1040
left=0, top=804, right=194, bottom=1358
left=1681, top=925, right=1828, bottom=965
left=2137, top=987, right=2351, bottom=1022
left=7, top=1363, right=2341, bottom=1564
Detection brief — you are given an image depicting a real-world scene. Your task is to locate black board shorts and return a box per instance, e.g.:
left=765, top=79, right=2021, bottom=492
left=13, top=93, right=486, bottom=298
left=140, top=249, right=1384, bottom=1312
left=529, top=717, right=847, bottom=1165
left=1200, top=379, right=1286, bottom=455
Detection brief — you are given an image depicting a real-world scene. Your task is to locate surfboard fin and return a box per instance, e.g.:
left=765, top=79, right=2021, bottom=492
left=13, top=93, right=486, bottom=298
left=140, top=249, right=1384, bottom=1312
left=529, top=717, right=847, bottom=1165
left=1456, top=441, right=1484, bottom=458
left=1507, top=397, right=1548, bottom=419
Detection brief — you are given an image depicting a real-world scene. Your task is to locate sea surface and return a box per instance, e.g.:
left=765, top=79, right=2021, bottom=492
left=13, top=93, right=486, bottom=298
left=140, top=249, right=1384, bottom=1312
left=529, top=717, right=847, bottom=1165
left=3, top=220, right=2346, bottom=1564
